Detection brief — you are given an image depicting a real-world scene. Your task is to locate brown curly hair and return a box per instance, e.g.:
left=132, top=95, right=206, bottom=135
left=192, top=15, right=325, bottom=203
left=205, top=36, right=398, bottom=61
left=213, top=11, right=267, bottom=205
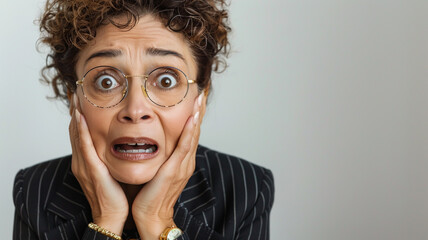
left=39, top=0, right=231, bottom=105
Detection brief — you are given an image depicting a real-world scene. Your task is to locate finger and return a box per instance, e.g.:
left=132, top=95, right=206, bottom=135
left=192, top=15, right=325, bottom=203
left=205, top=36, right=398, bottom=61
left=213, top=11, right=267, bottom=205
left=70, top=93, right=82, bottom=112
left=69, top=109, right=84, bottom=174
left=164, top=116, right=195, bottom=174
left=190, top=92, right=207, bottom=152
left=76, top=110, right=108, bottom=173
left=69, top=95, right=84, bottom=166
left=178, top=93, right=207, bottom=178
left=69, top=108, right=77, bottom=152
left=176, top=93, right=204, bottom=161
left=192, top=92, right=207, bottom=139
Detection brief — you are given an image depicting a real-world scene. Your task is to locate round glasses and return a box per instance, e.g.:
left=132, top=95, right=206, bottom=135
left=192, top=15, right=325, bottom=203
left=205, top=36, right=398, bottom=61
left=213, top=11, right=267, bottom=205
left=76, top=66, right=196, bottom=108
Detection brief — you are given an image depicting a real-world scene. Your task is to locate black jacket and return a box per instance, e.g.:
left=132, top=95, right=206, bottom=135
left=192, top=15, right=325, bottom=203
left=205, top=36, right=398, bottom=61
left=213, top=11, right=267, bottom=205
left=13, top=145, right=274, bottom=240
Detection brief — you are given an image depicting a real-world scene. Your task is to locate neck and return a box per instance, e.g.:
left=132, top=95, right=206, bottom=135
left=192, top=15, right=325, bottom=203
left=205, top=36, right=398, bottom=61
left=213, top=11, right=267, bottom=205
left=120, top=183, right=144, bottom=230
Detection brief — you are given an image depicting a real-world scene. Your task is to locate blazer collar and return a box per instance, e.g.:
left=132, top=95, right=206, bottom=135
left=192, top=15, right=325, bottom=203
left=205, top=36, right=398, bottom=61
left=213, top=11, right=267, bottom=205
left=46, top=152, right=216, bottom=221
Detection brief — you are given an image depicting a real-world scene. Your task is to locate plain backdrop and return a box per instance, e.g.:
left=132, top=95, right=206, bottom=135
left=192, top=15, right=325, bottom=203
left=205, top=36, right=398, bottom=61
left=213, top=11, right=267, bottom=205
left=1, top=0, right=428, bottom=239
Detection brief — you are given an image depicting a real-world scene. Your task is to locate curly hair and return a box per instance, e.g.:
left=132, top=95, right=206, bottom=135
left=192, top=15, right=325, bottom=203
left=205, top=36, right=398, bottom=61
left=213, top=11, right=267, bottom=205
left=39, top=0, right=231, bottom=105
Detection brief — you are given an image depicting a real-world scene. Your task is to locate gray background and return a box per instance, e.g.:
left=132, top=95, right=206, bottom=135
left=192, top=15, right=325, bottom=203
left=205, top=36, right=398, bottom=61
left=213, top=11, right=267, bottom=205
left=1, top=0, right=427, bottom=239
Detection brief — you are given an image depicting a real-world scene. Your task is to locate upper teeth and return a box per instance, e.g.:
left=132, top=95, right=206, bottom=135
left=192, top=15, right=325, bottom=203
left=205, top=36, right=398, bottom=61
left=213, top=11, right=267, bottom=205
left=127, top=143, right=146, bottom=146
left=118, top=148, right=154, bottom=153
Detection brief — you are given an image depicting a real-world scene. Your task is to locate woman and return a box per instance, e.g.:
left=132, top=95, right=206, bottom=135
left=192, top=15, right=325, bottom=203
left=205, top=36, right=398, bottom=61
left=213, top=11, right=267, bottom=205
left=12, top=0, right=274, bottom=239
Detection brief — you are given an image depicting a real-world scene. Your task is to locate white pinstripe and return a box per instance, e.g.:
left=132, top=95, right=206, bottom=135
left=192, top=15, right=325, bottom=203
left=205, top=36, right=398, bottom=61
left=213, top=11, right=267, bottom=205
left=226, top=155, right=237, bottom=236
left=43, top=160, right=60, bottom=209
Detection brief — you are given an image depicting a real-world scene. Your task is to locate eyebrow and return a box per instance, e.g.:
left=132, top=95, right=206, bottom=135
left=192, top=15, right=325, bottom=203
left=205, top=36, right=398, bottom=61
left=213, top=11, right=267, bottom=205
left=146, top=47, right=185, bottom=61
left=84, top=47, right=186, bottom=65
left=85, top=49, right=122, bottom=65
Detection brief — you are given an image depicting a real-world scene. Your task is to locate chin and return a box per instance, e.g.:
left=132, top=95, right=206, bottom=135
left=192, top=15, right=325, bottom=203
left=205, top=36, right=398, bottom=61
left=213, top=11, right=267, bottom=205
left=109, top=165, right=158, bottom=185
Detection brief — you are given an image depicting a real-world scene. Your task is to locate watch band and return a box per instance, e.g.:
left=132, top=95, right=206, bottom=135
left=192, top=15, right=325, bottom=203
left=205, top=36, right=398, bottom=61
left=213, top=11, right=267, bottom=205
left=159, top=225, right=183, bottom=240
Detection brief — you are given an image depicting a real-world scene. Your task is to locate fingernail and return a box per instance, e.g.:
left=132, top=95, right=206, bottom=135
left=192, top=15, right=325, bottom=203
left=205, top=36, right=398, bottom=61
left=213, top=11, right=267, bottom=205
left=198, top=93, right=203, bottom=107
left=193, top=111, right=199, bottom=125
left=73, top=94, right=78, bottom=108
left=75, top=109, right=81, bottom=124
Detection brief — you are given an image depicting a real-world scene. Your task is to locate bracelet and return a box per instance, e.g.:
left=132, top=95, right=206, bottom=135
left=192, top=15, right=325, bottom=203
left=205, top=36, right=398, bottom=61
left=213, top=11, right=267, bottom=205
left=88, top=222, right=122, bottom=240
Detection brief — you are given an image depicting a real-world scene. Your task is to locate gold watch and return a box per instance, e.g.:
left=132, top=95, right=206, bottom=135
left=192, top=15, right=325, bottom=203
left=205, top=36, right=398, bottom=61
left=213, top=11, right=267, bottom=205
left=159, top=225, right=183, bottom=240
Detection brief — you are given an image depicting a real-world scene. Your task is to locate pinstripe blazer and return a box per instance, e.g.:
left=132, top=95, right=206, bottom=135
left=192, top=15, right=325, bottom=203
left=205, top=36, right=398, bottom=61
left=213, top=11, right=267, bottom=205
left=13, top=145, right=274, bottom=240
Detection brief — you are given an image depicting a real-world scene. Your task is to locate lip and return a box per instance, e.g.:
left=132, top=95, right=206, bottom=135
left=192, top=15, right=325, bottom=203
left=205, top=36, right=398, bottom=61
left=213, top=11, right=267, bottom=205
left=111, top=137, right=159, bottom=161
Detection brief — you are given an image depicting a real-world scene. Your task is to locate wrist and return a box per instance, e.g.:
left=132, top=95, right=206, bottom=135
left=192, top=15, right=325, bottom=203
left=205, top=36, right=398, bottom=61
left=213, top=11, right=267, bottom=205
left=134, top=217, right=175, bottom=240
left=93, top=215, right=127, bottom=235
left=88, top=222, right=122, bottom=240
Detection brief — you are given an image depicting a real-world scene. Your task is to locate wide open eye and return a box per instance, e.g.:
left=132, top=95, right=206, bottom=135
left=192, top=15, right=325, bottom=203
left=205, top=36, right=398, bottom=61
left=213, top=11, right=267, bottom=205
left=154, top=72, right=178, bottom=90
left=80, top=66, right=127, bottom=108
left=94, top=75, right=120, bottom=91
left=144, top=67, right=189, bottom=107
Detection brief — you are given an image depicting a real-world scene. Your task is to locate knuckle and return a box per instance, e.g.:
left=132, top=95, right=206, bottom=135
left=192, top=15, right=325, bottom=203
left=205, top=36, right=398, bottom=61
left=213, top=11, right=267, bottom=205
left=177, top=174, right=187, bottom=183
left=78, top=137, right=89, bottom=151
left=163, top=168, right=176, bottom=180
left=178, top=142, right=191, bottom=155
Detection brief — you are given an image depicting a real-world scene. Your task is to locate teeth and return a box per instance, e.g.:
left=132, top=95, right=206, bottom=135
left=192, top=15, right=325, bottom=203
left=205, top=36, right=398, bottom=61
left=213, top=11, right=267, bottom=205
left=117, top=147, right=155, bottom=153
left=118, top=149, right=145, bottom=153
left=126, top=143, right=147, bottom=146
left=137, top=143, right=146, bottom=146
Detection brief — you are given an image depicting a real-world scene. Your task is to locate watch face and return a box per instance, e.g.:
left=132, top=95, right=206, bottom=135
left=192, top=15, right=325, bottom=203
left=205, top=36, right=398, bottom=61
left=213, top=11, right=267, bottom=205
left=167, top=228, right=183, bottom=240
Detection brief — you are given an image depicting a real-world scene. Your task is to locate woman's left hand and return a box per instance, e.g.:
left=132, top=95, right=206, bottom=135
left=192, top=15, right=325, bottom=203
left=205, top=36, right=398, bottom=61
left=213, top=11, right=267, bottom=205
left=132, top=93, right=206, bottom=239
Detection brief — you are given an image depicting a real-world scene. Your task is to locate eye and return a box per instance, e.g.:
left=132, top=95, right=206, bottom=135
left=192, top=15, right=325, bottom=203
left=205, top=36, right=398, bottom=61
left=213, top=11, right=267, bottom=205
left=94, top=75, right=120, bottom=91
left=154, top=72, right=178, bottom=89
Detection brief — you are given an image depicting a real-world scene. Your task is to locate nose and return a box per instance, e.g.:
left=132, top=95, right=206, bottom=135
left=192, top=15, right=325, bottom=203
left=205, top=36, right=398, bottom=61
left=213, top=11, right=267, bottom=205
left=117, top=80, right=154, bottom=124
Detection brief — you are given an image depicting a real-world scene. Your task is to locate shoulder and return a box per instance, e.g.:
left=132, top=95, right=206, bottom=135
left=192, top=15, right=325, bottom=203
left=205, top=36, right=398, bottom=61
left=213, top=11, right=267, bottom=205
left=196, top=145, right=274, bottom=187
left=13, top=156, right=72, bottom=218
left=13, top=155, right=92, bottom=238
left=196, top=145, right=274, bottom=211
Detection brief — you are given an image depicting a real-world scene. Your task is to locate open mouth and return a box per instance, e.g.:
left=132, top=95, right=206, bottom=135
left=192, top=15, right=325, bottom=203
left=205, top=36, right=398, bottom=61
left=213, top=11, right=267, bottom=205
left=114, top=143, right=158, bottom=154
left=111, top=137, right=159, bottom=160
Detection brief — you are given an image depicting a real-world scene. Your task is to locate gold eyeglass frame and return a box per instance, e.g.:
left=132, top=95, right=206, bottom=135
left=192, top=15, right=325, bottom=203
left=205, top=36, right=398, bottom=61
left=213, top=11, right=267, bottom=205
left=76, top=65, right=196, bottom=108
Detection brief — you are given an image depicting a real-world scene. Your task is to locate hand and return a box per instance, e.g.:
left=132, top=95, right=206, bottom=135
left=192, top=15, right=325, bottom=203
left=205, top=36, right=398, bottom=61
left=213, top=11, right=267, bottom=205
left=69, top=94, right=128, bottom=234
left=131, top=92, right=206, bottom=239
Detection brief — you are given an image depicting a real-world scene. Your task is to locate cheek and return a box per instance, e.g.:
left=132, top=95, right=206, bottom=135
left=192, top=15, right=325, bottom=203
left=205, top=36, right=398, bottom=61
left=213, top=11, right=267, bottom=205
left=160, top=102, right=194, bottom=156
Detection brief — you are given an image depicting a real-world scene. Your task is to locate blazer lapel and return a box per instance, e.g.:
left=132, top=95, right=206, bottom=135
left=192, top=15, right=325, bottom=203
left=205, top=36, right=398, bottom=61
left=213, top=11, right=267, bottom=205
left=42, top=157, right=91, bottom=239
left=174, top=157, right=220, bottom=239
left=46, top=159, right=90, bottom=221
left=176, top=167, right=216, bottom=214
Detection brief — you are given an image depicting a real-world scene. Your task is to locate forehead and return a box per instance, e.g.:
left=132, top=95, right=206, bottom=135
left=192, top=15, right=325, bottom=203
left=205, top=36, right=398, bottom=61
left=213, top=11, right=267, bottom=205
left=75, top=14, right=196, bottom=73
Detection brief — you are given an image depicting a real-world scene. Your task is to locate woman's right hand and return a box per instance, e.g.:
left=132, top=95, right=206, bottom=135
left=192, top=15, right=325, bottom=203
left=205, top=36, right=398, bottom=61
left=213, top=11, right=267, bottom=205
left=69, top=94, right=128, bottom=235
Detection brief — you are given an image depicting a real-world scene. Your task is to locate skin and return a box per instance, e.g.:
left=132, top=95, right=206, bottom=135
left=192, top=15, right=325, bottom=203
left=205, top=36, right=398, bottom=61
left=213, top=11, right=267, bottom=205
left=68, top=14, right=207, bottom=239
